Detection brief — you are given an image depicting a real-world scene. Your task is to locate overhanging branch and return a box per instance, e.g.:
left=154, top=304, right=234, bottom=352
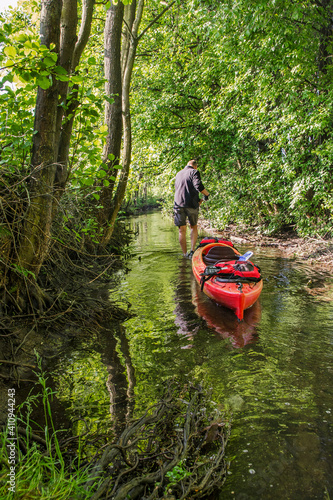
left=137, top=0, right=176, bottom=42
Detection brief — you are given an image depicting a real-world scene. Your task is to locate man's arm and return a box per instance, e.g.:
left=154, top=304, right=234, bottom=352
left=199, top=188, right=209, bottom=204
left=192, top=169, right=209, bottom=201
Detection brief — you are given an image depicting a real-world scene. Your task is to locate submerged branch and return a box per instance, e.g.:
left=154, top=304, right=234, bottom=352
left=86, top=382, right=231, bottom=500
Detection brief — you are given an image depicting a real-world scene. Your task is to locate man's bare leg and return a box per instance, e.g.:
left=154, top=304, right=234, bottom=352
left=179, top=225, right=187, bottom=255
left=190, top=224, right=198, bottom=252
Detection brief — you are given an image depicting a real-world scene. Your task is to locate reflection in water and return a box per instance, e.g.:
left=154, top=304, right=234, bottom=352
left=173, top=259, right=201, bottom=344
left=47, top=325, right=137, bottom=439
left=192, top=279, right=261, bottom=348
left=102, top=325, right=136, bottom=434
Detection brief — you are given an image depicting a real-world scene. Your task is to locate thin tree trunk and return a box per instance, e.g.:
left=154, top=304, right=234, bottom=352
left=55, top=0, right=78, bottom=153
left=99, top=0, right=176, bottom=246
left=121, top=2, right=136, bottom=77
left=55, top=0, right=95, bottom=200
left=98, top=0, right=124, bottom=228
left=16, top=0, right=62, bottom=275
left=101, top=1, right=143, bottom=246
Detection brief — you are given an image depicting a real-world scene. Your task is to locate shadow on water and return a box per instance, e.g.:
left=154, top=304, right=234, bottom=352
left=10, top=211, right=333, bottom=500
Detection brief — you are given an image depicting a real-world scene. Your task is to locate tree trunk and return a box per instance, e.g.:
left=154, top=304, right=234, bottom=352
left=55, top=0, right=78, bottom=153
left=98, top=0, right=175, bottom=246
left=100, top=1, right=144, bottom=246
left=97, top=0, right=124, bottom=229
left=121, top=2, right=136, bottom=77
left=16, top=0, right=95, bottom=275
left=55, top=0, right=95, bottom=199
left=16, top=0, right=62, bottom=276
left=0, top=0, right=95, bottom=314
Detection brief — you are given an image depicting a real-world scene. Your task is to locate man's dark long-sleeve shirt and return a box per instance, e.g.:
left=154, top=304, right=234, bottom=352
left=174, top=166, right=205, bottom=209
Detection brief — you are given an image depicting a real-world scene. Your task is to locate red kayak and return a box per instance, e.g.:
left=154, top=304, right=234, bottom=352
left=192, top=240, right=263, bottom=321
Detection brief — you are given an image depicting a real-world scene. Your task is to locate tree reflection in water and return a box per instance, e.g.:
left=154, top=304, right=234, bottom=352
left=101, top=325, right=136, bottom=434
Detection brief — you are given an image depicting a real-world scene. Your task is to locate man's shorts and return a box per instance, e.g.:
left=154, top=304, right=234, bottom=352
left=174, top=207, right=199, bottom=227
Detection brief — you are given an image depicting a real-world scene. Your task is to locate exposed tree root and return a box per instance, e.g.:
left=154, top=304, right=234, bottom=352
left=0, top=276, right=54, bottom=316
left=1, top=169, right=133, bottom=319
left=0, top=360, right=36, bottom=369
left=86, top=382, right=230, bottom=500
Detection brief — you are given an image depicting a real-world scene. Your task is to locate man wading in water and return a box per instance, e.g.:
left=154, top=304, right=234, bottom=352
left=174, top=159, right=210, bottom=259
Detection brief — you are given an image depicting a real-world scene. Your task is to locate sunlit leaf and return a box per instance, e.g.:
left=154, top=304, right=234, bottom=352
left=4, top=45, right=16, bottom=58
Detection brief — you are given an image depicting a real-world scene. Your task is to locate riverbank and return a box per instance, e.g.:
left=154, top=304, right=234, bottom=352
left=199, top=218, right=333, bottom=272
left=0, top=225, right=132, bottom=425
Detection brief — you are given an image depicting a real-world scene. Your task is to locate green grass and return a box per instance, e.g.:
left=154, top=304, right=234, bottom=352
left=0, top=356, right=102, bottom=499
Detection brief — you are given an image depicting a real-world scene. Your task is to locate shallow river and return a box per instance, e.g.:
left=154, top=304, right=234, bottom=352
left=52, top=211, right=332, bottom=499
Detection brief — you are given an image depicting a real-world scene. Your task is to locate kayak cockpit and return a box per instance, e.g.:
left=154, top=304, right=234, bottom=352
left=202, top=245, right=240, bottom=266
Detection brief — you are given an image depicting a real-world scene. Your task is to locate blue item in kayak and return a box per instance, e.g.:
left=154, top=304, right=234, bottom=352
left=238, top=251, right=253, bottom=261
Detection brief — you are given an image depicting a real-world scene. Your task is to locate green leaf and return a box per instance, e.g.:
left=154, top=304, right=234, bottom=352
left=88, top=57, right=96, bottom=65
left=97, top=170, right=107, bottom=178
left=43, top=56, right=57, bottom=67
left=55, top=74, right=70, bottom=82
left=71, top=75, right=84, bottom=84
left=17, top=34, right=29, bottom=43
left=54, top=65, right=67, bottom=75
left=108, top=153, right=115, bottom=161
left=36, top=76, right=51, bottom=89
left=12, top=264, right=36, bottom=280
left=20, top=73, right=32, bottom=82
left=96, top=79, right=107, bottom=88
left=83, top=177, right=94, bottom=186
left=103, top=180, right=110, bottom=187
left=4, top=46, right=17, bottom=58
left=104, top=96, right=115, bottom=104
left=3, top=23, right=12, bottom=34
left=55, top=67, right=70, bottom=81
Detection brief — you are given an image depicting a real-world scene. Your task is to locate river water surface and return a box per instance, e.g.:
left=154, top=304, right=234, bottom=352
left=52, top=211, right=333, bottom=499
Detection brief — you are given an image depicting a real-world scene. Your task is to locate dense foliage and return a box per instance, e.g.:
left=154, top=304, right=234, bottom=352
left=1, top=0, right=332, bottom=289
left=131, top=0, right=333, bottom=236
